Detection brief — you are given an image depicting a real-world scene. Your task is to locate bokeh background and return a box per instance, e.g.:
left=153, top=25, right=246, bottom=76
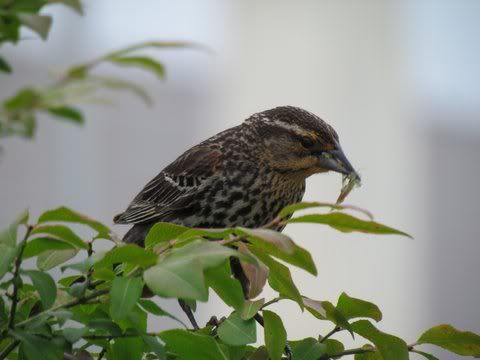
left=1, top=1, right=479, bottom=358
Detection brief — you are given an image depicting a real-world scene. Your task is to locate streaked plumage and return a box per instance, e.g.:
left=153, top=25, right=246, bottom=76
left=114, top=106, right=358, bottom=244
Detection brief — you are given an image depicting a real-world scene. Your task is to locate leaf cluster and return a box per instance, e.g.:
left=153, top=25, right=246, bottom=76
left=0, top=206, right=478, bottom=360
left=0, top=40, right=192, bottom=140
left=0, top=0, right=83, bottom=72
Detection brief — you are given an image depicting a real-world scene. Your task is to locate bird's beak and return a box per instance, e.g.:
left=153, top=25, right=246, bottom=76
left=317, top=141, right=360, bottom=179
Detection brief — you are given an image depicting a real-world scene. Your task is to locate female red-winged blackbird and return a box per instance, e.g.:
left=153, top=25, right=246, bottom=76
left=114, top=106, right=358, bottom=244
left=114, top=105, right=359, bottom=332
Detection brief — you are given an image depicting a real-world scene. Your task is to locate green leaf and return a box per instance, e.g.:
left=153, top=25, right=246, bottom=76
left=237, top=228, right=294, bottom=254
left=0, top=222, right=18, bottom=247
left=31, top=225, right=88, bottom=249
left=110, top=276, right=143, bottom=321
left=110, top=337, right=143, bottom=360
left=223, top=344, right=247, bottom=360
left=24, top=237, right=75, bottom=258
left=238, top=228, right=317, bottom=275
left=0, top=244, right=18, bottom=279
left=323, top=338, right=344, bottom=353
left=0, top=57, right=12, bottom=73
left=17, top=13, right=52, bottom=40
left=249, top=248, right=303, bottom=309
left=23, top=270, right=56, bottom=309
left=92, top=267, right=115, bottom=281
left=138, top=299, right=187, bottom=327
left=336, top=292, right=382, bottom=322
left=48, top=0, right=84, bottom=14
left=0, top=297, right=8, bottom=327
left=88, top=319, right=122, bottom=336
left=16, top=209, right=30, bottom=225
left=354, top=350, right=382, bottom=360
left=166, top=239, right=242, bottom=269
left=142, top=335, right=166, bottom=360
left=351, top=320, right=409, bottom=360
left=118, top=303, right=148, bottom=332
left=145, top=240, right=247, bottom=300
left=144, top=259, right=207, bottom=301
left=417, top=324, right=480, bottom=356
left=279, top=201, right=372, bottom=219
left=38, top=207, right=110, bottom=239
left=63, top=251, right=105, bottom=273
left=205, top=261, right=245, bottom=311
left=91, top=75, right=152, bottom=106
left=410, top=350, right=440, bottom=360
left=159, top=329, right=229, bottom=360
left=50, top=309, right=73, bottom=326
left=13, top=330, right=63, bottom=360
left=137, top=299, right=167, bottom=315
left=4, top=88, right=39, bottom=111
left=241, top=298, right=265, bottom=320
left=63, top=326, right=87, bottom=343
left=107, top=40, right=195, bottom=58
left=47, top=106, right=84, bottom=124
left=303, top=299, right=353, bottom=336
left=289, top=338, right=327, bottom=360
left=145, top=222, right=189, bottom=249
left=217, top=312, right=257, bottom=346
left=109, top=56, right=165, bottom=79
left=263, top=310, right=287, bottom=360
left=58, top=275, right=83, bottom=287
left=178, top=228, right=236, bottom=242
left=0, top=213, right=26, bottom=278
left=37, top=248, right=77, bottom=270
left=68, top=279, right=88, bottom=298
left=288, top=212, right=412, bottom=238
left=95, top=244, right=157, bottom=269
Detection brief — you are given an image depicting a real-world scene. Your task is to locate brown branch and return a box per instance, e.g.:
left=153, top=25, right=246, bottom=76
left=8, top=225, right=33, bottom=329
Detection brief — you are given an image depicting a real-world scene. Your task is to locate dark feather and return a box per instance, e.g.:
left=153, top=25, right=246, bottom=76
left=113, top=145, right=222, bottom=225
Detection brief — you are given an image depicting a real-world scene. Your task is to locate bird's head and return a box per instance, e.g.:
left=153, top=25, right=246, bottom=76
left=245, top=106, right=359, bottom=180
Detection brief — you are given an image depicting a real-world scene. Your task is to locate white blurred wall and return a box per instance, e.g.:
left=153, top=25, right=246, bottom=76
left=1, top=1, right=479, bottom=358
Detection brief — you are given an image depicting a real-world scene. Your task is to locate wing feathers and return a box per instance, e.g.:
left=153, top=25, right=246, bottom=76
left=114, top=145, right=222, bottom=225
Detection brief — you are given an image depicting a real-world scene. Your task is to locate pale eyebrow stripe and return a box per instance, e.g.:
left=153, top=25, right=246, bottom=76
left=268, top=119, right=310, bottom=137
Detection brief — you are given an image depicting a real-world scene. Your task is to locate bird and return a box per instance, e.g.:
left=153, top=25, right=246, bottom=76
left=114, top=105, right=358, bottom=245
left=113, top=106, right=359, bottom=331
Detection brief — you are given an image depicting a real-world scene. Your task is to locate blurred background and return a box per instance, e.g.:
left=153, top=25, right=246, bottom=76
left=1, top=0, right=479, bottom=358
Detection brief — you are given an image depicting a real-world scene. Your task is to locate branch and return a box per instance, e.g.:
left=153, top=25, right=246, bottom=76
left=0, top=340, right=20, bottom=360
left=319, top=347, right=373, bottom=359
left=8, top=225, right=33, bottom=329
left=319, top=344, right=419, bottom=359
left=260, top=297, right=282, bottom=309
left=16, top=288, right=109, bottom=328
left=319, top=326, right=342, bottom=343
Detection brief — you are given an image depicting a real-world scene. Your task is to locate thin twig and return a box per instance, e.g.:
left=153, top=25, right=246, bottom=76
left=0, top=340, right=20, bottom=360
left=16, top=288, right=109, bottom=328
left=260, top=297, right=282, bottom=309
left=319, top=344, right=419, bottom=359
left=318, top=347, right=373, bottom=359
left=8, top=225, right=33, bottom=329
left=319, top=326, right=342, bottom=343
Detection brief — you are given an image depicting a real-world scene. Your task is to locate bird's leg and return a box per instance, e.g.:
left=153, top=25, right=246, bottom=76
left=178, top=299, right=199, bottom=330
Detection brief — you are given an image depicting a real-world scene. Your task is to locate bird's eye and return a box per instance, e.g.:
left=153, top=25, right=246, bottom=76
left=301, top=137, right=315, bottom=149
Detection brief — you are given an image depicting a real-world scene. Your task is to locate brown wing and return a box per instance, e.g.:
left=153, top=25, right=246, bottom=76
left=114, top=145, right=222, bottom=225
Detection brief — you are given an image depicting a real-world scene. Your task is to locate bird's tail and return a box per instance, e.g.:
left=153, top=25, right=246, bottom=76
left=122, top=223, right=153, bottom=246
